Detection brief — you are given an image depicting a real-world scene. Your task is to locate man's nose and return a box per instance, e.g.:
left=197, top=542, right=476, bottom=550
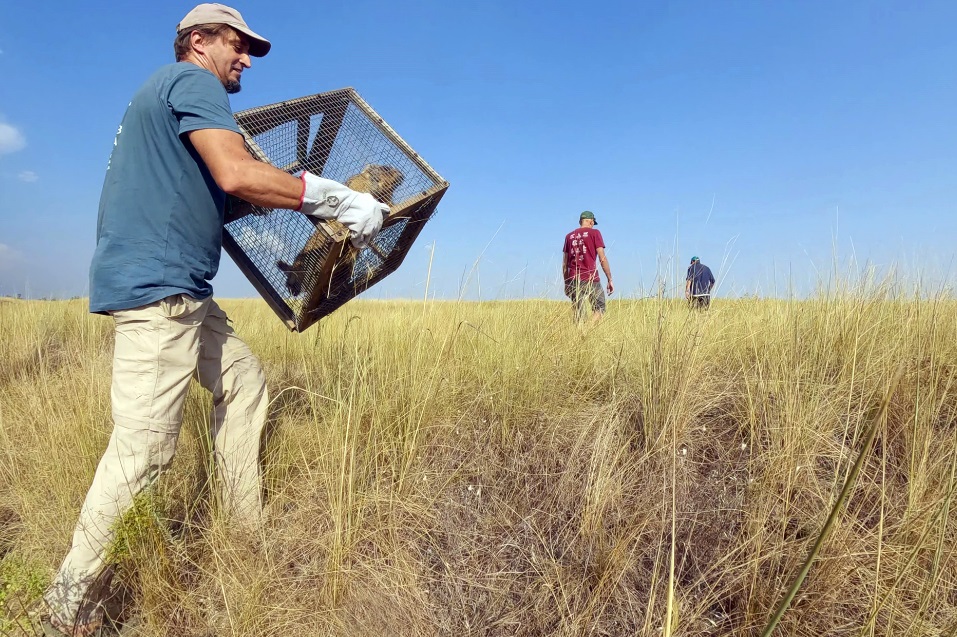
left=241, top=53, right=251, bottom=68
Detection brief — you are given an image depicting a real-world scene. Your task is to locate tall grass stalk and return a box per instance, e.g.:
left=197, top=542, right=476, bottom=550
left=759, top=365, right=904, bottom=637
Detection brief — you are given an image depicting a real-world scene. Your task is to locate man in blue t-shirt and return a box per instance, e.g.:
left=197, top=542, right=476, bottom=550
left=42, top=5, right=390, bottom=635
left=685, top=256, right=716, bottom=309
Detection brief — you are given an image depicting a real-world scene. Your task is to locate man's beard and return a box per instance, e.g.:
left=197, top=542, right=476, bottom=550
left=225, top=80, right=242, bottom=94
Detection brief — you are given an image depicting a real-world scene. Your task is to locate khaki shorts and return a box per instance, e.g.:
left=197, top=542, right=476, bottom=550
left=565, top=279, right=606, bottom=321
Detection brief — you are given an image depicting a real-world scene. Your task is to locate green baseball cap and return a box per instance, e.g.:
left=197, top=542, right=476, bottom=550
left=580, top=210, right=597, bottom=225
left=690, top=256, right=699, bottom=263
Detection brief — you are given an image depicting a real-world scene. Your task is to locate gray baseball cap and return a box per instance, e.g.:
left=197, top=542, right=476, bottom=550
left=177, top=4, right=271, bottom=57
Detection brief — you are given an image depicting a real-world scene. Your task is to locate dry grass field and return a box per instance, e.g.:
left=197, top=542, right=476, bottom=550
left=1, top=288, right=955, bottom=636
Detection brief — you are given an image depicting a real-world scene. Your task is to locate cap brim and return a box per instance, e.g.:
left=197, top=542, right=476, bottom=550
left=233, top=23, right=271, bottom=57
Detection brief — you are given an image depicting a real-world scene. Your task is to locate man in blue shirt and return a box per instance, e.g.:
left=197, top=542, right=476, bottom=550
left=41, top=5, right=389, bottom=635
left=685, top=256, right=716, bottom=309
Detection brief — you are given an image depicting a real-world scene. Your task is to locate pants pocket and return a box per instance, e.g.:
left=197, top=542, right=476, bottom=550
left=159, top=294, right=205, bottom=320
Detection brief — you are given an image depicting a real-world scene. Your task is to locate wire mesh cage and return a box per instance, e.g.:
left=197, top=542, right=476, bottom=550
left=222, top=88, right=449, bottom=332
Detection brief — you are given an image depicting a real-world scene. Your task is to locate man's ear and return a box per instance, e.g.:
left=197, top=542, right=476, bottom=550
left=189, top=30, right=207, bottom=56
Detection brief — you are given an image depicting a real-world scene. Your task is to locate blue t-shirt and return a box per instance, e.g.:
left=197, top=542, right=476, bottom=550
left=89, top=63, right=242, bottom=313
left=686, top=262, right=715, bottom=296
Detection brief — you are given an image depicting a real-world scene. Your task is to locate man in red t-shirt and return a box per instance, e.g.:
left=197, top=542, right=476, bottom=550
left=562, top=210, right=614, bottom=324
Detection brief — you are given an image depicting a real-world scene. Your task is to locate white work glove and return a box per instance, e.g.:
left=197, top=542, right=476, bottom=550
left=295, top=171, right=388, bottom=249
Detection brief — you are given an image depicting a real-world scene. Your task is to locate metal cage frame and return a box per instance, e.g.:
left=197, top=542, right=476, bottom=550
left=222, top=88, right=448, bottom=331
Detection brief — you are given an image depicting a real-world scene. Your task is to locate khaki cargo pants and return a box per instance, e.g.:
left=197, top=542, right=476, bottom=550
left=43, top=294, right=268, bottom=631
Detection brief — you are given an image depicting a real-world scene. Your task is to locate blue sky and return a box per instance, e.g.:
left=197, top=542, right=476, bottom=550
left=1, top=0, right=955, bottom=301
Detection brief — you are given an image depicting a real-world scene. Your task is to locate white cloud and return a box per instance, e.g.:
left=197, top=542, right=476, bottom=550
left=0, top=122, right=26, bottom=155
left=17, top=170, right=38, bottom=183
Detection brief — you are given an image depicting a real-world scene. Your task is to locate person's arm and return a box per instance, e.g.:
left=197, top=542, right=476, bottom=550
left=562, top=252, right=568, bottom=280
left=685, top=278, right=691, bottom=299
left=187, top=128, right=302, bottom=208
left=188, top=128, right=387, bottom=248
left=596, top=247, right=614, bottom=295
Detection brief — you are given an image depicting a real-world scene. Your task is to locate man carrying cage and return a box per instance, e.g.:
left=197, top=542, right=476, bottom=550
left=562, top=210, right=614, bottom=324
left=40, top=4, right=390, bottom=636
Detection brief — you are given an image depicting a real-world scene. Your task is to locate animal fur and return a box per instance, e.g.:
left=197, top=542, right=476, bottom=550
left=277, top=164, right=404, bottom=296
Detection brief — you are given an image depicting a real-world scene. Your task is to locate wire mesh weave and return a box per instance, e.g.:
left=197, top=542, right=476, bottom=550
left=222, top=88, right=448, bottom=332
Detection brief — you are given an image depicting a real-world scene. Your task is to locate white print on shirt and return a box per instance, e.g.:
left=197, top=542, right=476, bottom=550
left=106, top=102, right=131, bottom=171
left=570, top=231, right=595, bottom=262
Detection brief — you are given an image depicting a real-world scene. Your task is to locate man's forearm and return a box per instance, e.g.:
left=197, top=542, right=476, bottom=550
left=600, top=258, right=612, bottom=283
left=226, top=159, right=303, bottom=210
left=188, top=128, right=305, bottom=210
